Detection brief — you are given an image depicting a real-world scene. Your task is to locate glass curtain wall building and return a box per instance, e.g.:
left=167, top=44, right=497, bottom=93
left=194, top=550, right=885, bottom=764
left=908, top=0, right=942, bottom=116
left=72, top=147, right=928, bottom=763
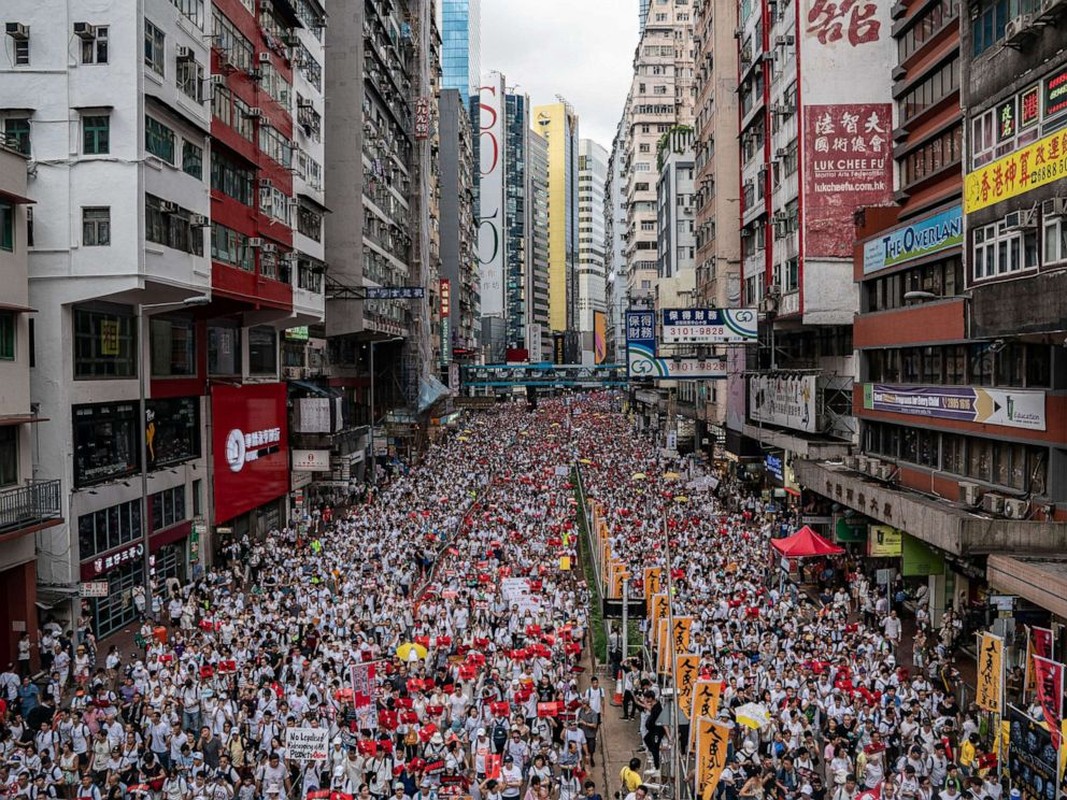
left=441, top=0, right=481, bottom=102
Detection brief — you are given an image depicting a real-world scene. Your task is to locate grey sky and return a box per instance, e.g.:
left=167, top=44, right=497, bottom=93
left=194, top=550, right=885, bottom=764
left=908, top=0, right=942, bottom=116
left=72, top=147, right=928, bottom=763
left=481, top=0, right=639, bottom=149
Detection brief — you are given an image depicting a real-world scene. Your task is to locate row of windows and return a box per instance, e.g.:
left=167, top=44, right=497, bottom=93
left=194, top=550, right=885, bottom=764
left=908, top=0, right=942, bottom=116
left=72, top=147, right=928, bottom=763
left=142, top=18, right=205, bottom=101
left=210, top=223, right=254, bottom=271
left=899, top=56, right=958, bottom=123
left=897, top=0, right=959, bottom=63
left=866, top=343, right=1050, bottom=388
left=77, top=499, right=141, bottom=561
left=150, top=486, right=187, bottom=533
left=972, top=0, right=1040, bottom=55
left=902, top=124, right=962, bottom=188
left=863, top=421, right=1047, bottom=494
left=866, top=257, right=964, bottom=312
left=213, top=8, right=255, bottom=72
left=210, top=149, right=255, bottom=206
left=211, top=87, right=255, bottom=142
left=146, top=195, right=203, bottom=256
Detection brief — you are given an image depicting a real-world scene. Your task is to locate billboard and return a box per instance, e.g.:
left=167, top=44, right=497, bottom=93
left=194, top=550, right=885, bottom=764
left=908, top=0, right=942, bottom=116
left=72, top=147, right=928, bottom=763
left=863, top=384, right=1046, bottom=431
left=799, top=0, right=895, bottom=259
left=964, top=127, right=1067, bottom=213
left=477, top=72, right=506, bottom=317
left=211, top=383, right=289, bottom=523
left=803, top=103, right=894, bottom=257
left=660, top=308, right=758, bottom=344
left=594, top=311, right=608, bottom=364
left=1006, top=706, right=1058, bottom=800
left=862, top=204, right=963, bottom=275
left=628, top=344, right=727, bottom=380
left=868, top=525, right=903, bottom=557
left=725, top=347, right=747, bottom=433
left=749, top=374, right=818, bottom=433
left=292, top=449, right=331, bottom=472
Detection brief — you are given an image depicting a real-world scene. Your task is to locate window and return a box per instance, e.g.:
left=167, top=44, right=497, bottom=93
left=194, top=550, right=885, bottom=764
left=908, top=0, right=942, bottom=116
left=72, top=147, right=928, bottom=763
left=72, top=404, right=140, bottom=486
left=182, top=140, right=203, bottom=179
left=899, top=56, right=958, bottom=122
left=212, top=148, right=255, bottom=206
left=73, top=305, right=136, bottom=379
left=82, top=207, right=111, bottom=246
left=80, top=25, right=109, bottom=64
left=145, top=397, right=200, bottom=469
left=897, top=0, right=959, bottom=61
left=212, top=9, right=254, bottom=72
left=172, top=0, right=206, bottom=28
left=1044, top=213, right=1067, bottom=264
left=207, top=325, right=241, bottom=375
left=973, top=0, right=1009, bottom=56
left=297, top=205, right=322, bottom=242
left=212, top=85, right=233, bottom=128
left=150, top=318, right=196, bottom=377
left=903, top=124, right=962, bottom=186
left=150, top=486, right=187, bottom=532
left=76, top=499, right=142, bottom=560
left=248, top=326, right=277, bottom=374
left=145, top=195, right=203, bottom=256
left=4, top=118, right=31, bottom=156
left=972, top=218, right=1037, bottom=280
left=176, top=56, right=204, bottom=102
left=258, top=125, right=291, bottom=167
left=0, top=313, right=14, bottom=360
left=210, top=223, right=253, bottom=270
left=144, top=19, right=166, bottom=76
left=145, top=116, right=175, bottom=162
left=0, top=201, right=12, bottom=251
left=0, top=427, right=15, bottom=486
left=231, top=98, right=254, bottom=141
left=82, top=115, right=110, bottom=155
left=192, top=479, right=202, bottom=516
left=13, top=37, right=29, bottom=66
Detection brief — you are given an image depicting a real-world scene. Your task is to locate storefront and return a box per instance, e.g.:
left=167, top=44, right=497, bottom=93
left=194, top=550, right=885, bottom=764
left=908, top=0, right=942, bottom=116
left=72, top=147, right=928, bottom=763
left=211, top=383, right=290, bottom=543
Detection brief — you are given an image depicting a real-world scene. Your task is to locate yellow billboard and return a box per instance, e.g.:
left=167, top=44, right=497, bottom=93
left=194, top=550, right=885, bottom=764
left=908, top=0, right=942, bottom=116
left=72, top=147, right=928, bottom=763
left=964, top=128, right=1067, bottom=213
left=594, top=311, right=608, bottom=364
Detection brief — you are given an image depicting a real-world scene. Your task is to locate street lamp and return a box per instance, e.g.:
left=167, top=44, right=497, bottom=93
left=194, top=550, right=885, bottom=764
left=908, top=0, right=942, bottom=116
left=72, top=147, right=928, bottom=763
left=367, top=336, right=403, bottom=486
left=903, top=290, right=941, bottom=302
left=137, top=295, right=210, bottom=619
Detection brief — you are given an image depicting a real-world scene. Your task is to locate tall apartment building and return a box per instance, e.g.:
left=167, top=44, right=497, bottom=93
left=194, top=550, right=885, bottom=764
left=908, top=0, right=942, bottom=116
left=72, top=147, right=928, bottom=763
left=438, top=89, right=479, bottom=371
left=734, top=0, right=894, bottom=474
left=528, top=127, right=552, bottom=362
left=578, top=139, right=609, bottom=363
left=1, top=0, right=326, bottom=637
left=618, top=2, right=695, bottom=309
left=605, top=120, right=629, bottom=364
left=692, top=0, right=741, bottom=454
left=533, top=101, right=580, bottom=343
left=0, top=143, right=61, bottom=666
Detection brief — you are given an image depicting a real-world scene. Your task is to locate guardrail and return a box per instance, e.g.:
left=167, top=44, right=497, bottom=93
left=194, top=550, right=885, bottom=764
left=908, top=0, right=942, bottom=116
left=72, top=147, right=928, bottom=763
left=0, top=479, right=63, bottom=534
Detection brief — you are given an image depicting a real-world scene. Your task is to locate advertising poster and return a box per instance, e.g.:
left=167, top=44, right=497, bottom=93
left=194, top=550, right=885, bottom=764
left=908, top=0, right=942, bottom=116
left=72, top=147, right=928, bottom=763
left=803, top=103, right=894, bottom=257
left=868, top=525, right=903, bottom=557
left=864, top=384, right=1046, bottom=431
left=477, top=73, right=506, bottom=317
left=749, top=374, right=818, bottom=433
left=594, top=311, right=608, bottom=364
left=211, top=383, right=289, bottom=524
left=1007, top=705, right=1059, bottom=800
left=660, top=308, right=758, bottom=344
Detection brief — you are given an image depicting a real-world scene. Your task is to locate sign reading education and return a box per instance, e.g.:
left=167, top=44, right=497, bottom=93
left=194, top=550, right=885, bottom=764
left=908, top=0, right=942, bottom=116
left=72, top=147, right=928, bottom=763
left=863, top=384, right=1046, bottom=431
left=863, top=205, right=962, bottom=274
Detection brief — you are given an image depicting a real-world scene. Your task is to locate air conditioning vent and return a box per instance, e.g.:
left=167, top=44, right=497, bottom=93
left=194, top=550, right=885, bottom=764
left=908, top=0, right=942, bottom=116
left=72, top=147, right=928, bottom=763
left=157, top=201, right=178, bottom=214
left=189, top=214, right=209, bottom=228
left=842, top=455, right=859, bottom=470
left=283, top=366, right=302, bottom=379
left=259, top=52, right=272, bottom=64
left=1042, top=198, right=1067, bottom=218
left=1002, top=208, right=1036, bottom=230
left=1037, top=0, right=1067, bottom=19
left=776, top=147, right=789, bottom=158
left=247, top=237, right=263, bottom=248
left=877, top=464, right=895, bottom=481
left=1003, top=498, right=1028, bottom=519
left=5, top=22, right=29, bottom=40
left=73, top=22, right=95, bottom=40
left=1004, top=14, right=1035, bottom=45
left=775, top=34, right=794, bottom=45
left=981, top=493, right=1005, bottom=514
left=261, top=243, right=277, bottom=254
left=176, top=46, right=194, bottom=61
left=865, top=457, right=882, bottom=476
left=210, top=75, right=227, bottom=86
left=246, top=107, right=264, bottom=118
left=959, top=481, right=981, bottom=506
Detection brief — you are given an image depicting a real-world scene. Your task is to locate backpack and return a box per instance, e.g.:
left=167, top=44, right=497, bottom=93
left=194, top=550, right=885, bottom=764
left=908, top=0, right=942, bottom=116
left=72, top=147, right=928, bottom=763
left=492, top=721, right=508, bottom=751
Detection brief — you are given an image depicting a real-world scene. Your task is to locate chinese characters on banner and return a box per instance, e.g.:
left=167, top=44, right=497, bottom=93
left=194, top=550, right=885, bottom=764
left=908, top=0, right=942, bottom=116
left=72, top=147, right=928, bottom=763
left=349, top=662, right=379, bottom=731
left=806, top=0, right=881, bottom=46
left=644, top=567, right=663, bottom=601
left=1025, top=625, right=1054, bottom=696
left=672, top=616, right=693, bottom=654
left=1032, top=655, right=1063, bottom=751
left=975, top=632, right=1003, bottom=713
left=695, top=719, right=731, bottom=800
left=803, top=103, right=894, bottom=257
left=689, top=680, right=724, bottom=747
left=414, top=96, right=430, bottom=140
left=675, top=655, right=700, bottom=722
left=964, top=129, right=1067, bottom=213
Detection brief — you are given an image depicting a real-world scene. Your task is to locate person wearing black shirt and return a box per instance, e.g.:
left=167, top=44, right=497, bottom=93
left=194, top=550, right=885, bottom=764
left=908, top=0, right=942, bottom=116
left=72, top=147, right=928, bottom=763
left=639, top=691, right=665, bottom=773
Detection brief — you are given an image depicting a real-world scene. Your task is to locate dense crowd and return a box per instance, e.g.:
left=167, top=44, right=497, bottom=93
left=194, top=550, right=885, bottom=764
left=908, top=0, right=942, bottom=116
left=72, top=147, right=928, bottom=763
left=0, top=399, right=610, bottom=800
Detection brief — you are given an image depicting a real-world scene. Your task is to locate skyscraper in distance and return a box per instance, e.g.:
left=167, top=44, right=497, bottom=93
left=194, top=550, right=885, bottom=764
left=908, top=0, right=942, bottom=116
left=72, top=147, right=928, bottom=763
left=441, top=0, right=481, bottom=103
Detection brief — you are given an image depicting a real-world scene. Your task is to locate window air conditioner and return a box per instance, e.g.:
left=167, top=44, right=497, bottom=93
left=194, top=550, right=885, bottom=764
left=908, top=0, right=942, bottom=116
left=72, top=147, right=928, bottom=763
left=981, top=493, right=1004, bottom=514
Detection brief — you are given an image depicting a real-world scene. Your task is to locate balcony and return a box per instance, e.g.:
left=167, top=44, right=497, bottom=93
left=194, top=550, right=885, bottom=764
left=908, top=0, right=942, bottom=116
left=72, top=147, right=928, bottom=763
left=0, top=479, right=63, bottom=536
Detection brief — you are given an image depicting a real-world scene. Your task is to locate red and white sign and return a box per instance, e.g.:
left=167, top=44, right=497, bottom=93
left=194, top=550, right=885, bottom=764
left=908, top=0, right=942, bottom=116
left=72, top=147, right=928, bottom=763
left=415, top=96, right=430, bottom=140
left=803, top=103, right=893, bottom=257
left=212, top=383, right=289, bottom=523
left=440, top=278, right=451, bottom=317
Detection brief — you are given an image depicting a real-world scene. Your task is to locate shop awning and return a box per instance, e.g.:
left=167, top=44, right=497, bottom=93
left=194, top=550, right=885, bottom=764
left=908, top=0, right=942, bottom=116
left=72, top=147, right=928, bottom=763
left=35, top=585, right=80, bottom=610
left=0, top=413, right=49, bottom=425
left=770, top=525, right=845, bottom=557
left=0, top=188, right=35, bottom=205
left=0, top=302, right=37, bottom=313
left=987, top=554, right=1067, bottom=621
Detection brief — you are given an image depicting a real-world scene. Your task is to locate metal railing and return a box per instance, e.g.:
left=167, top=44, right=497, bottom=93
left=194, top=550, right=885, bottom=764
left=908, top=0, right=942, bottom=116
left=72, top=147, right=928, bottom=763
left=0, top=479, right=63, bottom=534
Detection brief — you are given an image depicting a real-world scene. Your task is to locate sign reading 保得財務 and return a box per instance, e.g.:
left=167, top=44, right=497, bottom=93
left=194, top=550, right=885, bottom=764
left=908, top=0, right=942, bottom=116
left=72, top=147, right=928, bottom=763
left=660, top=308, right=758, bottom=344
left=862, top=205, right=962, bottom=275
left=863, top=384, right=1046, bottom=431
left=212, top=383, right=289, bottom=523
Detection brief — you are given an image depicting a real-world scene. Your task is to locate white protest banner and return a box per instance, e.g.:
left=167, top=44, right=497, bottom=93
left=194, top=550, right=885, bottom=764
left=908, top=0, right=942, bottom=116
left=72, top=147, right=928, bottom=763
left=285, top=727, right=329, bottom=761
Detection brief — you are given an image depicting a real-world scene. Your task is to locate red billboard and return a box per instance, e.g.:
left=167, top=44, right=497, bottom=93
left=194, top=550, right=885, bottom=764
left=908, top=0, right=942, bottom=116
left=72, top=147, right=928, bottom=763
left=803, top=103, right=894, bottom=258
left=211, top=383, right=289, bottom=523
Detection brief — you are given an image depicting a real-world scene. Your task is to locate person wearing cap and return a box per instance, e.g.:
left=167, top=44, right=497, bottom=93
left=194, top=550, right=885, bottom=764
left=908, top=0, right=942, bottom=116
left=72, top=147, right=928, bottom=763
left=471, top=728, right=491, bottom=781
left=393, top=781, right=411, bottom=800
left=500, top=755, right=522, bottom=800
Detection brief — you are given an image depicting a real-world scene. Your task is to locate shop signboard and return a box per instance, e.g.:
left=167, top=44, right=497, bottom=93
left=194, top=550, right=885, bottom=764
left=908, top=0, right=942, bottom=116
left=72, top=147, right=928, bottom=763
left=863, top=384, right=1045, bottom=431
left=862, top=205, right=963, bottom=275
left=764, top=452, right=784, bottom=483
left=901, top=533, right=944, bottom=576
left=80, top=582, right=109, bottom=598
left=292, top=449, right=331, bottom=472
left=660, top=308, right=758, bottom=344
left=868, top=525, right=903, bottom=557
left=82, top=542, right=144, bottom=580
left=211, top=383, right=289, bottom=524
left=628, top=348, right=727, bottom=380
left=965, top=127, right=1067, bottom=213
left=834, top=515, right=869, bottom=543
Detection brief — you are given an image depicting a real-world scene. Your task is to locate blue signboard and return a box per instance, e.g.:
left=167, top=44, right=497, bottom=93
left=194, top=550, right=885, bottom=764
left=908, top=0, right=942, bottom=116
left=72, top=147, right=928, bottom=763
left=625, top=311, right=656, bottom=348
left=764, top=453, right=784, bottom=482
left=862, top=205, right=962, bottom=275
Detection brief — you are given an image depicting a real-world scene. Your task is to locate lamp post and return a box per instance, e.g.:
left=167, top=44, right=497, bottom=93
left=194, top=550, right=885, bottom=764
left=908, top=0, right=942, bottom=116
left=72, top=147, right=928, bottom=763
left=137, top=295, right=210, bottom=619
left=367, top=336, right=403, bottom=486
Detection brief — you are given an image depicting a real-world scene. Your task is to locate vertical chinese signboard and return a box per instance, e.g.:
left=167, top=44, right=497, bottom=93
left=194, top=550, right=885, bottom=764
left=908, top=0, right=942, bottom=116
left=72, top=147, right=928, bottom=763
left=800, top=0, right=895, bottom=258
left=477, top=73, right=506, bottom=317
left=439, top=279, right=451, bottom=366
left=975, top=632, right=1003, bottom=713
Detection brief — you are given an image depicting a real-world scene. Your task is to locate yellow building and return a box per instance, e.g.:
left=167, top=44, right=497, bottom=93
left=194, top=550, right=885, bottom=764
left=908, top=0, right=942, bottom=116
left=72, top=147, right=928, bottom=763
left=532, top=102, right=579, bottom=333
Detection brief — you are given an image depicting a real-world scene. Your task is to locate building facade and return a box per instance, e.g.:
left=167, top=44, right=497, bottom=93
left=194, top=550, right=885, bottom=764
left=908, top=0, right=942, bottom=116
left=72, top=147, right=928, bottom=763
left=532, top=101, right=580, bottom=339
left=578, top=138, right=609, bottom=363
left=605, top=120, right=629, bottom=365
left=440, top=0, right=480, bottom=104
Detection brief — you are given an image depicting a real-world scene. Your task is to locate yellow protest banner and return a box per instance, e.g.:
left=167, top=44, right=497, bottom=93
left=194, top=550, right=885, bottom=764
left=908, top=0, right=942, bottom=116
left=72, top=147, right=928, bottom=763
left=611, top=567, right=630, bottom=599
left=695, top=718, right=731, bottom=800
left=675, top=655, right=700, bottom=721
left=672, top=616, right=692, bottom=654
left=645, top=567, right=663, bottom=599
left=559, top=556, right=571, bottom=571
left=657, top=618, right=671, bottom=673
left=976, top=632, right=1003, bottom=713
left=964, top=128, right=1067, bottom=213
left=689, top=680, right=723, bottom=746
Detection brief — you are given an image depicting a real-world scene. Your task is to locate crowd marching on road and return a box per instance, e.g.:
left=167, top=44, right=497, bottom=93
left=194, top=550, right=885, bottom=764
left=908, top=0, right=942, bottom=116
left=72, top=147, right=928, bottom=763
left=0, top=393, right=1022, bottom=800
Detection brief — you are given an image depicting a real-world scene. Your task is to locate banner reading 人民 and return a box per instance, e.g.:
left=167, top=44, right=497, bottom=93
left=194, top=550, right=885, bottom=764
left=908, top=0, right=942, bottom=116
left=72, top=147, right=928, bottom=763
left=695, top=718, right=731, bottom=800
left=689, top=680, right=724, bottom=747
left=675, top=655, right=700, bottom=723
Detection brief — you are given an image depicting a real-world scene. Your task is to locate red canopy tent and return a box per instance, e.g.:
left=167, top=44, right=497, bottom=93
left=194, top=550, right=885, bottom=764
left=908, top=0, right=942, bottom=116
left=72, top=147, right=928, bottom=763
left=769, top=525, right=844, bottom=558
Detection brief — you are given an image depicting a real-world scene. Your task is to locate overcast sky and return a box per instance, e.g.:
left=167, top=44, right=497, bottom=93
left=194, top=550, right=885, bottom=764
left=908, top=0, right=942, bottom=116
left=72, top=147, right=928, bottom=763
left=481, top=0, right=639, bottom=149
